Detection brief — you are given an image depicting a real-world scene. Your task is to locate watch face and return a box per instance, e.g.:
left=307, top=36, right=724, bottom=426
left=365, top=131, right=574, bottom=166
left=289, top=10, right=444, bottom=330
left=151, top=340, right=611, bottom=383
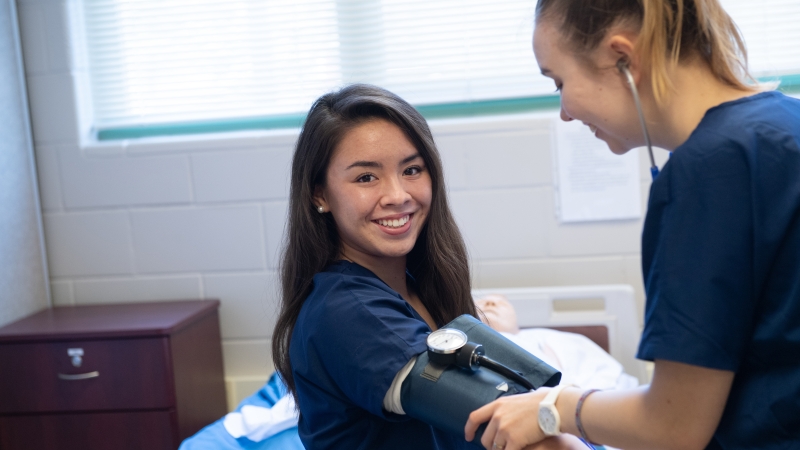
left=427, top=328, right=468, bottom=354
left=538, top=407, right=557, bottom=435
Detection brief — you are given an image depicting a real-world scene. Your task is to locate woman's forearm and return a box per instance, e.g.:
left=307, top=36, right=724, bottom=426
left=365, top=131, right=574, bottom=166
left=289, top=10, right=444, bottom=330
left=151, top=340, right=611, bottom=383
left=556, top=361, right=734, bottom=450
left=557, top=387, right=689, bottom=450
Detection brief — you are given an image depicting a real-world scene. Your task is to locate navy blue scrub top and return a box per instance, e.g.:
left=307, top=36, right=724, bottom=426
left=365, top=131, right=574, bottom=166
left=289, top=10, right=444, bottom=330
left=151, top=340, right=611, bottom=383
left=638, top=91, right=800, bottom=448
left=290, top=261, right=481, bottom=450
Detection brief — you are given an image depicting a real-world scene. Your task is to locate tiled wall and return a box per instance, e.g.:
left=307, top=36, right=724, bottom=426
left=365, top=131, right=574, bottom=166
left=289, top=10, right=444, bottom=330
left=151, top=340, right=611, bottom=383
left=17, top=0, right=668, bottom=410
left=0, top=0, right=49, bottom=328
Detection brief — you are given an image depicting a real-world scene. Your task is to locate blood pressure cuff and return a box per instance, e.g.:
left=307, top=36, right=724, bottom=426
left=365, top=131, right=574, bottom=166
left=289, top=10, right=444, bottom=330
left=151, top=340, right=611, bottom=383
left=400, top=314, right=561, bottom=442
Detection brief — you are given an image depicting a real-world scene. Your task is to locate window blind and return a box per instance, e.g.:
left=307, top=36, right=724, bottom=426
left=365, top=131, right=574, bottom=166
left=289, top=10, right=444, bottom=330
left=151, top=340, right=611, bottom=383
left=81, top=0, right=800, bottom=134
left=83, top=0, right=545, bottom=130
left=721, top=0, right=800, bottom=77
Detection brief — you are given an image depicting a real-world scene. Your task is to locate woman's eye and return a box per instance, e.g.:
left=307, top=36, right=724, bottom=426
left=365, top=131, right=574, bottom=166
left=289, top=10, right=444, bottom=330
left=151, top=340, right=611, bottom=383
left=404, top=165, right=423, bottom=176
left=356, top=173, right=376, bottom=183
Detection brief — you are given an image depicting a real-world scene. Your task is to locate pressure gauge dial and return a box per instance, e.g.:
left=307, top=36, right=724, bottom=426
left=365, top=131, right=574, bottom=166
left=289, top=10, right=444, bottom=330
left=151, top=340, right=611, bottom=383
left=427, top=328, right=468, bottom=353
left=427, top=328, right=468, bottom=365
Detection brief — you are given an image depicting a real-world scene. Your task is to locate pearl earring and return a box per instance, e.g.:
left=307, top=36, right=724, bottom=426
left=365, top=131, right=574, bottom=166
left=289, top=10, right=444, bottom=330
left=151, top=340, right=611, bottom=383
left=317, top=206, right=325, bottom=213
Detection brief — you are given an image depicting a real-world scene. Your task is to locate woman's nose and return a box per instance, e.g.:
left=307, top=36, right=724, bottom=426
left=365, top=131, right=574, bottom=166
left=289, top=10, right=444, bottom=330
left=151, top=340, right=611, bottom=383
left=381, top=176, right=411, bottom=206
left=560, top=106, right=573, bottom=122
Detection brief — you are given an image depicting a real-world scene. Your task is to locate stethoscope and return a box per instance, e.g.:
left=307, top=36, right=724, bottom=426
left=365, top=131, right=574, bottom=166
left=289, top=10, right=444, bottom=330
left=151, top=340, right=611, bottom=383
left=616, top=59, right=660, bottom=180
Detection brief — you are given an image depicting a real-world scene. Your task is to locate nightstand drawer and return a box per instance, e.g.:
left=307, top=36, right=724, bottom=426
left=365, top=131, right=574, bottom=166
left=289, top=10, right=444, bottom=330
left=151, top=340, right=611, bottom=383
left=0, top=337, right=172, bottom=414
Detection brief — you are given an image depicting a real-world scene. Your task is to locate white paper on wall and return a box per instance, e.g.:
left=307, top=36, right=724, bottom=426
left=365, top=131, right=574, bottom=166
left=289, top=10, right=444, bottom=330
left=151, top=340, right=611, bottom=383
left=552, top=119, right=641, bottom=223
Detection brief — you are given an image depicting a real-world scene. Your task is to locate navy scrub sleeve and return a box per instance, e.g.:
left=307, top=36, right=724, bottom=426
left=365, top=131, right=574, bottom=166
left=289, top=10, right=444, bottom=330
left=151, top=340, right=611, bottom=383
left=290, top=261, right=480, bottom=450
left=638, top=91, right=800, bottom=448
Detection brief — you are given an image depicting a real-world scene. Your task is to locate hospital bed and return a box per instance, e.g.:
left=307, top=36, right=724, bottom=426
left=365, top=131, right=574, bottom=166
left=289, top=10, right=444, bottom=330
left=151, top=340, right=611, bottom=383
left=181, top=284, right=646, bottom=448
left=472, top=284, right=648, bottom=384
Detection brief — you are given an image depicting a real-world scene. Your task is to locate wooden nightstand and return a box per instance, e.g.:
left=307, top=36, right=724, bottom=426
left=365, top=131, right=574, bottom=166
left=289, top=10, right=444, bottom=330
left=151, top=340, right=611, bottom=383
left=0, top=300, right=227, bottom=450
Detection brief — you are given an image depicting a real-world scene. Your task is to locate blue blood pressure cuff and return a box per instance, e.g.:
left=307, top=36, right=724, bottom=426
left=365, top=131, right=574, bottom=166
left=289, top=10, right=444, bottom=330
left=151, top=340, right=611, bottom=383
left=400, top=314, right=561, bottom=442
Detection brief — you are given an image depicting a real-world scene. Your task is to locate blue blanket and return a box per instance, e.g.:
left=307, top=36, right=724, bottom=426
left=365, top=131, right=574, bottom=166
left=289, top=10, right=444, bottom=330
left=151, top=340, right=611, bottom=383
left=179, top=374, right=303, bottom=450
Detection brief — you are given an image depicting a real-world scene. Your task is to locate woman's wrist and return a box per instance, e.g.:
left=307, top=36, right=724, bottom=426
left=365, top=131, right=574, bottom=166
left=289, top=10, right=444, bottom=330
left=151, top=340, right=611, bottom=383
left=554, top=387, right=582, bottom=435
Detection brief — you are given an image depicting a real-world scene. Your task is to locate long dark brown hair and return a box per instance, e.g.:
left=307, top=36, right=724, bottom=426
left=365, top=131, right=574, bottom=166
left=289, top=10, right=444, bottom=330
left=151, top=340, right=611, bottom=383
left=535, top=0, right=756, bottom=103
left=272, top=84, right=475, bottom=398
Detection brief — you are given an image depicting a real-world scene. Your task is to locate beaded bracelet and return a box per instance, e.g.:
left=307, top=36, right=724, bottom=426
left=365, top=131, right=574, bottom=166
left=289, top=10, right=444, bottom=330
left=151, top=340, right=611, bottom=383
left=575, top=388, right=600, bottom=445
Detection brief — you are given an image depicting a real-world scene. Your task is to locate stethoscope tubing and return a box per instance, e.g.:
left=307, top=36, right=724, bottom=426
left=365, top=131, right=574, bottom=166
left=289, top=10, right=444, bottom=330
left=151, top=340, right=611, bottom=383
left=617, top=61, right=660, bottom=180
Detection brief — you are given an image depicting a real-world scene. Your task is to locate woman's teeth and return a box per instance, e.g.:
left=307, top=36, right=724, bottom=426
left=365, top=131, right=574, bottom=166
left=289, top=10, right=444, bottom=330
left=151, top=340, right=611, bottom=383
left=377, top=215, right=410, bottom=228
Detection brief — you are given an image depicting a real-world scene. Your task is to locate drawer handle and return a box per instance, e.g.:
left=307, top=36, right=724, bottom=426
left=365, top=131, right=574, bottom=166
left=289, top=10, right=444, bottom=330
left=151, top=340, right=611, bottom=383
left=58, top=371, right=100, bottom=380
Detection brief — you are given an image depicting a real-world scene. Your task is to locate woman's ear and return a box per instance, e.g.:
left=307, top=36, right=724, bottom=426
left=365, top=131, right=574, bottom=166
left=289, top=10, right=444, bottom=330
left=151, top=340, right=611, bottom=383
left=313, top=185, right=329, bottom=213
left=605, top=33, right=640, bottom=82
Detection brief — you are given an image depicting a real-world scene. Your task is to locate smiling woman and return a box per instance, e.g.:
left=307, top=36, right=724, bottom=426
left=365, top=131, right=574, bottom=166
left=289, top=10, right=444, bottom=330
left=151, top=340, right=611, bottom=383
left=313, top=118, right=437, bottom=329
left=271, top=84, right=481, bottom=449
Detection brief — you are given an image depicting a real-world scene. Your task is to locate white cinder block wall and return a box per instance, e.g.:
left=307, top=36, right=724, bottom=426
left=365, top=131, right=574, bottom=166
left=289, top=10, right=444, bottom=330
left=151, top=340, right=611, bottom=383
left=17, top=0, right=667, bottom=410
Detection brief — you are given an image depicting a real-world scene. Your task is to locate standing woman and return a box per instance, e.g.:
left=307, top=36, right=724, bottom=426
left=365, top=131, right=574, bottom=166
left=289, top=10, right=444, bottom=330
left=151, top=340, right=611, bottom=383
left=271, top=84, right=485, bottom=449
left=466, top=0, right=800, bottom=449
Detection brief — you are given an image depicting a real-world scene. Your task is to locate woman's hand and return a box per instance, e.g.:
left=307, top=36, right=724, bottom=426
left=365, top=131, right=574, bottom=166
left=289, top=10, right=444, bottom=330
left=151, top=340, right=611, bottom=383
left=523, top=435, right=589, bottom=450
left=464, top=388, right=551, bottom=450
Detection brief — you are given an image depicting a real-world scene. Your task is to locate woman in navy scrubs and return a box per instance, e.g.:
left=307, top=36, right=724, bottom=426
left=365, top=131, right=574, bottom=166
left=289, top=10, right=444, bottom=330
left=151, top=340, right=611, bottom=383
left=271, top=84, right=491, bottom=449
left=466, top=0, right=800, bottom=449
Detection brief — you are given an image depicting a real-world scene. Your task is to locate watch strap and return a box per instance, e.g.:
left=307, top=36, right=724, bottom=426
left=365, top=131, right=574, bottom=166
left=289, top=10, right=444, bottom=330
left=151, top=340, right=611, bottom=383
left=541, top=383, right=572, bottom=406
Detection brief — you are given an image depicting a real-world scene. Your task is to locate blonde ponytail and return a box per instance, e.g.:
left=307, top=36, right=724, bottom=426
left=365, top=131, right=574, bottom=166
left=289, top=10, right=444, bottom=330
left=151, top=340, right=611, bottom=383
left=637, top=0, right=754, bottom=102
left=535, top=0, right=757, bottom=104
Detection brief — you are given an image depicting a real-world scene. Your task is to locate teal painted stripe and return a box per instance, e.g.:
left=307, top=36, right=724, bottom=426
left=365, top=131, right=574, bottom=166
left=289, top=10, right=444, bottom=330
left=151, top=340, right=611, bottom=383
left=97, top=113, right=308, bottom=140
left=416, top=95, right=561, bottom=119
left=95, top=95, right=562, bottom=141
left=759, top=74, right=800, bottom=93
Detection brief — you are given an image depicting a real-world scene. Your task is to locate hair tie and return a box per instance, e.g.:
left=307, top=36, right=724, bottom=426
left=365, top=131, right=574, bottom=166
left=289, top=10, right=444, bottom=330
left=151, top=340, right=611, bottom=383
left=575, top=388, right=600, bottom=445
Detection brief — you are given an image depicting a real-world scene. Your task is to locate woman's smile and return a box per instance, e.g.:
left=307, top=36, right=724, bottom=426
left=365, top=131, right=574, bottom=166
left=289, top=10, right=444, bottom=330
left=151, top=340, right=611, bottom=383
left=374, top=213, right=413, bottom=234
